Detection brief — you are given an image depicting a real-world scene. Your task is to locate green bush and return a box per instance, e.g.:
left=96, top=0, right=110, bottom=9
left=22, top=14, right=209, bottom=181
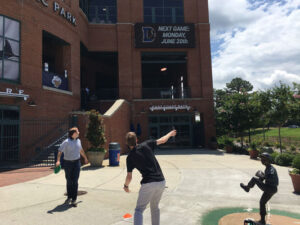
left=249, top=142, right=257, bottom=150
left=271, top=152, right=279, bottom=162
left=86, top=110, right=106, bottom=152
left=262, top=141, right=271, bottom=147
left=275, top=142, right=281, bottom=148
left=290, top=145, right=297, bottom=152
left=275, top=153, right=295, bottom=167
left=292, top=154, right=300, bottom=170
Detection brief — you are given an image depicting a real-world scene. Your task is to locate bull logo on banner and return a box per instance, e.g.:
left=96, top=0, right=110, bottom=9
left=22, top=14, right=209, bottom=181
left=142, top=26, right=156, bottom=43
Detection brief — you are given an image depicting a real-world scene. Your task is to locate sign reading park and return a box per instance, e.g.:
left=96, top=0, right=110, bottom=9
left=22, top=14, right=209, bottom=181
left=135, top=23, right=195, bottom=48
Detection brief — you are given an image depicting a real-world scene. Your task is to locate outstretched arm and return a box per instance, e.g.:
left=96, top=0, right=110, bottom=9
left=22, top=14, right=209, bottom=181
left=156, top=130, right=177, bottom=145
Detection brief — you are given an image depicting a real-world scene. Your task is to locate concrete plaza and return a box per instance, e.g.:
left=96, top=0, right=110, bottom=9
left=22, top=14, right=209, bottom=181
left=0, top=149, right=299, bottom=225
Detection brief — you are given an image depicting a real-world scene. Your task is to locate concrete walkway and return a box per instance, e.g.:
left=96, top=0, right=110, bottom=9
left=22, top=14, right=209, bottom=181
left=0, top=149, right=299, bottom=225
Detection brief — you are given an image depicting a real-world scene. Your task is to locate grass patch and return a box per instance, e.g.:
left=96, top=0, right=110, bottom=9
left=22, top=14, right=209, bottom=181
left=200, top=207, right=300, bottom=225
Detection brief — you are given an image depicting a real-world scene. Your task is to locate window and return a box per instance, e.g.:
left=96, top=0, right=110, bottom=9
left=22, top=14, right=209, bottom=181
left=0, top=15, right=20, bottom=82
left=88, top=0, right=117, bottom=24
left=79, top=0, right=89, bottom=16
left=144, top=0, right=184, bottom=24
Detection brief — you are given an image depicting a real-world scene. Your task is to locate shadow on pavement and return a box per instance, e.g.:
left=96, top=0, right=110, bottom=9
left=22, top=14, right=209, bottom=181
left=47, top=201, right=82, bottom=214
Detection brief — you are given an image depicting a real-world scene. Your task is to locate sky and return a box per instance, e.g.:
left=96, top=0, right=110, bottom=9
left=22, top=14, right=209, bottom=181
left=208, top=0, right=300, bottom=91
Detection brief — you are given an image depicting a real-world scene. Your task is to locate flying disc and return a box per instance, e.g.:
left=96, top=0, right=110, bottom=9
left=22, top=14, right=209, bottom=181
left=54, top=165, right=61, bottom=174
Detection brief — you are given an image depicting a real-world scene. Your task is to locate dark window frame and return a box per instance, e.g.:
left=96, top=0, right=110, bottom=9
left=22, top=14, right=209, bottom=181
left=143, top=0, right=184, bottom=24
left=0, top=14, right=21, bottom=84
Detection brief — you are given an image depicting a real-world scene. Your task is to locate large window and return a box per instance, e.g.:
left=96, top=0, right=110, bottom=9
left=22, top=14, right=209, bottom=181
left=144, top=0, right=184, bottom=23
left=88, top=0, right=117, bottom=24
left=0, top=15, right=20, bottom=82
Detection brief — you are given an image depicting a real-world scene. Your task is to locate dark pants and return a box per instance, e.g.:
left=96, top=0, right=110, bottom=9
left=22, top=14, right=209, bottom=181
left=64, top=160, right=81, bottom=201
left=248, top=177, right=277, bottom=220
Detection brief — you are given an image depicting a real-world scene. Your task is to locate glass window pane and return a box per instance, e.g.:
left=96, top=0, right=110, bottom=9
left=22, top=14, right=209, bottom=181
left=164, top=8, right=172, bottom=16
left=164, top=16, right=173, bottom=23
left=144, top=0, right=163, bottom=7
left=4, top=18, right=19, bottom=41
left=176, top=16, right=184, bottom=23
left=165, top=0, right=183, bottom=7
left=144, top=8, right=152, bottom=16
left=144, top=16, right=152, bottom=23
left=4, top=39, right=19, bottom=58
left=176, top=7, right=184, bottom=16
left=156, top=8, right=163, bottom=16
left=0, top=16, right=3, bottom=36
left=3, top=60, right=19, bottom=80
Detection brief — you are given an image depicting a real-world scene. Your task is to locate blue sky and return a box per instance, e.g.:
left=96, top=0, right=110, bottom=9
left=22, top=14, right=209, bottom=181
left=208, top=0, right=300, bottom=90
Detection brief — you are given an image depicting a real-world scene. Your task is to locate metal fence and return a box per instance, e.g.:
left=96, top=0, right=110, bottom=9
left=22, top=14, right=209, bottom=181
left=0, top=118, right=69, bottom=165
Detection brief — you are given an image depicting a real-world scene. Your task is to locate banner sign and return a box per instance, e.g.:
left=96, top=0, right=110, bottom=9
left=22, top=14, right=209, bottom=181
left=149, top=105, right=191, bottom=112
left=42, top=71, right=68, bottom=91
left=135, top=23, right=195, bottom=48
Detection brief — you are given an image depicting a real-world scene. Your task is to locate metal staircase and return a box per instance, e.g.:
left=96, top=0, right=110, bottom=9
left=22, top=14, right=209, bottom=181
left=29, top=132, right=68, bottom=167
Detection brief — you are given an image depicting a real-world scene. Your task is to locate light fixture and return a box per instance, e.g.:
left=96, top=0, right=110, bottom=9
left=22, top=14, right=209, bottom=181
left=160, top=67, right=167, bottom=72
left=102, top=8, right=107, bottom=11
left=28, top=99, right=37, bottom=107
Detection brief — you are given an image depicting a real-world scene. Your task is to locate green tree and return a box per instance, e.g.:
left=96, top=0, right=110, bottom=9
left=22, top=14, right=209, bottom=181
left=226, top=77, right=253, bottom=93
left=270, top=82, right=295, bottom=153
left=257, top=90, right=272, bottom=140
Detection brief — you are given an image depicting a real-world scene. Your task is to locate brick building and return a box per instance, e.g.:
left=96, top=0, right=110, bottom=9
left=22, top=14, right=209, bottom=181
left=0, top=0, right=215, bottom=163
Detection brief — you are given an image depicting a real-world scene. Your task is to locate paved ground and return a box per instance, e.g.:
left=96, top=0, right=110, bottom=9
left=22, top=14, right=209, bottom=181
left=0, top=149, right=299, bottom=225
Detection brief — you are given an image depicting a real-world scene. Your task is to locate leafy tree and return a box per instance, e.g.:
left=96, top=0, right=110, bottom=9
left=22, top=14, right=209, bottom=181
left=257, top=90, right=272, bottom=140
left=226, top=77, right=253, bottom=93
left=270, top=82, right=295, bottom=153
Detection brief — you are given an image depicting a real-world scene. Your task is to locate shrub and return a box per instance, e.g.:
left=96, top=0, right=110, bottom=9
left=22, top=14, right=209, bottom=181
left=249, top=142, right=258, bottom=150
left=271, top=152, right=279, bottom=162
left=290, top=145, right=297, bottom=152
left=233, top=145, right=248, bottom=155
left=275, top=142, right=281, bottom=148
left=291, top=154, right=300, bottom=175
left=275, top=153, right=295, bottom=167
left=262, top=141, right=271, bottom=147
left=86, top=110, right=106, bottom=152
left=292, top=154, right=300, bottom=170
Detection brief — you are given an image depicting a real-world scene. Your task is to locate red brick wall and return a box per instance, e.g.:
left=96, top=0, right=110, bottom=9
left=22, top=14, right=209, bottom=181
left=72, top=100, right=131, bottom=158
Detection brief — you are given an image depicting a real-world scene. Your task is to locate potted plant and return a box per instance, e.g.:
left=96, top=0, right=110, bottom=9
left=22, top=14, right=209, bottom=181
left=86, top=110, right=106, bottom=167
left=289, top=154, right=300, bottom=193
left=209, top=136, right=218, bottom=150
left=248, top=142, right=259, bottom=159
left=224, top=138, right=233, bottom=153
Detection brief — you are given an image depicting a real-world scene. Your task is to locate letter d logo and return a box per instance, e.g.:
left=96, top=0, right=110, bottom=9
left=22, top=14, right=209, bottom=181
left=142, top=26, right=156, bottom=43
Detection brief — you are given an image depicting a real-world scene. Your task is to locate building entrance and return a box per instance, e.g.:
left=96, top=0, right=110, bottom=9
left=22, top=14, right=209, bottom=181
left=0, top=106, right=19, bottom=162
left=148, top=114, right=193, bottom=147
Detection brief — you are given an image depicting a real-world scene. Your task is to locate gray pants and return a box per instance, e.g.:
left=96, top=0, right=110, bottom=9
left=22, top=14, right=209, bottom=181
left=134, top=180, right=166, bottom=225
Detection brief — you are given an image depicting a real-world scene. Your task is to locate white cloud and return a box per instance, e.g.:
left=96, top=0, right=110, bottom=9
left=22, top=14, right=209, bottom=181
left=209, top=0, right=300, bottom=90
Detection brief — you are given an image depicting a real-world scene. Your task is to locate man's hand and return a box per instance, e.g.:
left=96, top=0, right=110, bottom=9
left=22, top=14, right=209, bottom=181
left=169, top=129, right=177, bottom=137
left=255, top=170, right=265, bottom=179
left=123, top=185, right=130, bottom=193
left=55, top=161, right=60, bottom=168
left=84, top=157, right=89, bottom=165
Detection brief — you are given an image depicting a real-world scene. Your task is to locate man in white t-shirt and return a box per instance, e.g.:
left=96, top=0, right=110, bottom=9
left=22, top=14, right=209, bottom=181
left=56, top=127, right=88, bottom=207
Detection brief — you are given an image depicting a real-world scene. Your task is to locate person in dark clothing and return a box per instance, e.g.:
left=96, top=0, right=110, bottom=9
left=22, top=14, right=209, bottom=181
left=123, top=130, right=177, bottom=225
left=240, top=152, right=279, bottom=225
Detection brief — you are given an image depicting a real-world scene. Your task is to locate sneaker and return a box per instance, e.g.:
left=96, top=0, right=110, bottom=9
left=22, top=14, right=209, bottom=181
left=64, top=198, right=72, bottom=204
left=71, top=200, right=77, bottom=207
left=240, top=183, right=250, bottom=192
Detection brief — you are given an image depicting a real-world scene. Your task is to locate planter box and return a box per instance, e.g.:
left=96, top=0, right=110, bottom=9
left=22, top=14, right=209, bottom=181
left=249, top=150, right=259, bottom=159
left=87, top=151, right=105, bottom=167
left=225, top=146, right=233, bottom=153
left=289, top=173, right=300, bottom=193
